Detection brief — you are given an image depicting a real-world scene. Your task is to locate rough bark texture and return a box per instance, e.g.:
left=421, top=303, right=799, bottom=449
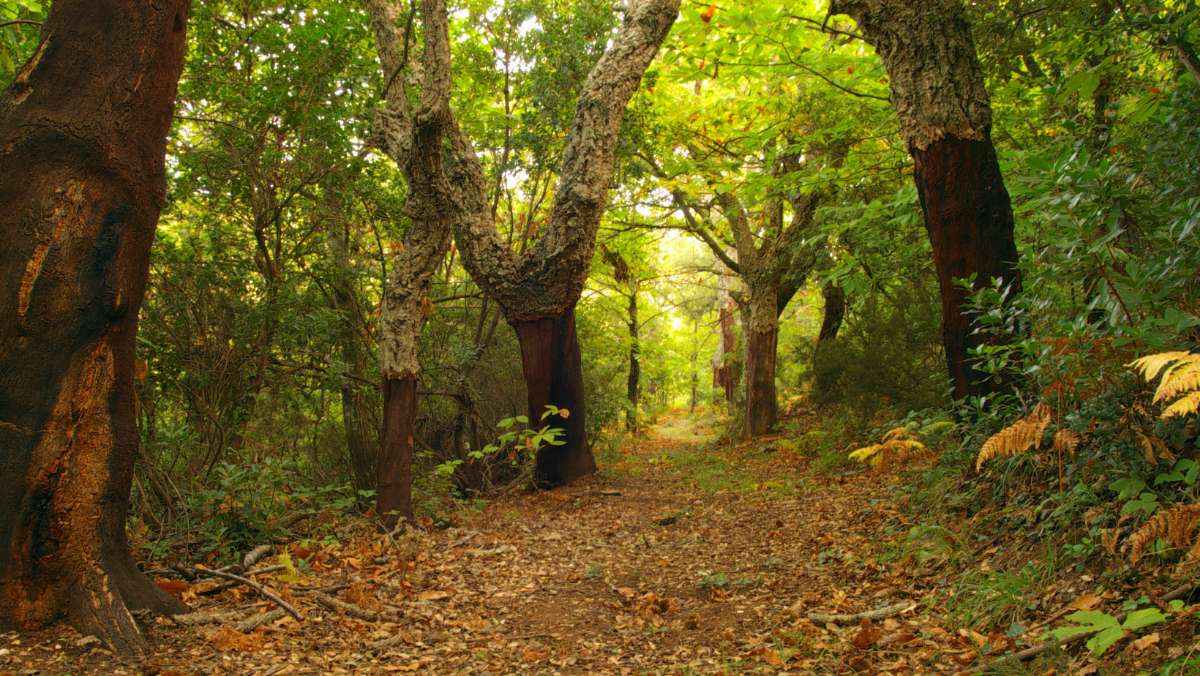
left=377, top=377, right=416, bottom=526
left=812, top=281, right=846, bottom=402
left=834, top=0, right=1021, bottom=401
left=366, top=0, right=457, bottom=519
left=443, top=0, right=679, bottom=485
left=513, top=308, right=595, bottom=487
left=0, top=0, right=191, bottom=654
left=745, top=326, right=779, bottom=437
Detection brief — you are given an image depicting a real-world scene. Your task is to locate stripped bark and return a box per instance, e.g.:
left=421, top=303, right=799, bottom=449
left=366, top=0, right=457, bottom=524
left=831, top=0, right=1022, bottom=401
left=445, top=0, right=680, bottom=485
left=0, top=0, right=191, bottom=654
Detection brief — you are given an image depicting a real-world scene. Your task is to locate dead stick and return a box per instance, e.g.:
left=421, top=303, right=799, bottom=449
left=805, top=601, right=916, bottom=624
left=972, top=583, right=1195, bottom=673
left=234, top=608, right=287, bottom=633
left=190, top=567, right=302, bottom=621
left=312, top=591, right=388, bottom=622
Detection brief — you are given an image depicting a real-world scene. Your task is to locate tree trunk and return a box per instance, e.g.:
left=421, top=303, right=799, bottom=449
left=512, top=307, right=595, bottom=488
left=377, top=377, right=416, bottom=526
left=744, top=288, right=779, bottom=436
left=626, top=290, right=640, bottom=433
left=912, top=134, right=1020, bottom=400
left=834, top=0, right=1021, bottom=401
left=813, top=281, right=846, bottom=403
left=0, top=0, right=191, bottom=654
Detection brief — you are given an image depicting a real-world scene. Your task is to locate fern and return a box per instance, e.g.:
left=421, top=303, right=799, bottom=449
left=975, top=403, right=1053, bottom=471
left=849, top=427, right=933, bottom=471
left=1052, top=428, right=1081, bottom=458
left=1129, top=352, right=1200, bottom=418
left=1129, top=503, right=1200, bottom=565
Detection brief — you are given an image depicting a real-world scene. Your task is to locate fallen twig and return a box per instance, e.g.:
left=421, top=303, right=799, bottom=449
left=803, top=601, right=917, bottom=624
left=972, top=582, right=1196, bottom=673
left=312, top=591, right=388, bottom=622
left=188, top=567, right=302, bottom=621
left=242, top=544, right=273, bottom=568
left=171, top=610, right=243, bottom=626
left=197, top=565, right=286, bottom=596
left=234, top=608, right=287, bottom=633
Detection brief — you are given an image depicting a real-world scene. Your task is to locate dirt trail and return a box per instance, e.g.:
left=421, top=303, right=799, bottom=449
left=2, top=410, right=978, bottom=674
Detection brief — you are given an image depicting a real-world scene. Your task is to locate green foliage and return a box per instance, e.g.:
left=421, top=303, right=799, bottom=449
left=1050, top=605, right=1170, bottom=656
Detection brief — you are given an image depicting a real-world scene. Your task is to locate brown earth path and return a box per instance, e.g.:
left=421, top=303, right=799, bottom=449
left=1, top=410, right=981, bottom=674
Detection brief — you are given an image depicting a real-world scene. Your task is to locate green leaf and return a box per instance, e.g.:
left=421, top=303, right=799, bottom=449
left=1122, top=607, right=1167, bottom=631
left=1085, top=626, right=1125, bottom=655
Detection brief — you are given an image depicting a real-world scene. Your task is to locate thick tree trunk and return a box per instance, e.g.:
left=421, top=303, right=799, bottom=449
left=626, top=291, right=640, bottom=433
left=912, top=134, right=1020, bottom=400
left=744, top=288, right=779, bottom=437
left=377, top=377, right=416, bottom=526
left=745, top=327, right=779, bottom=436
left=0, top=0, right=190, bottom=654
left=512, top=307, right=595, bottom=488
left=834, top=0, right=1021, bottom=401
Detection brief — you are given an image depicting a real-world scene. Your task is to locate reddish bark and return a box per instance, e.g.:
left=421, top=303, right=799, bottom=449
left=0, top=0, right=191, bottom=654
left=376, top=377, right=417, bottom=526
left=744, top=327, right=779, bottom=436
left=513, top=307, right=595, bottom=488
left=912, top=133, right=1020, bottom=400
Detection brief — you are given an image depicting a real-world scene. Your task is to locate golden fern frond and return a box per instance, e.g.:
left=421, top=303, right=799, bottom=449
left=882, top=426, right=913, bottom=442
left=1162, top=391, right=1200, bottom=419
left=1129, top=503, right=1200, bottom=565
left=1131, top=351, right=1200, bottom=420
left=1155, top=360, right=1200, bottom=402
left=975, top=403, right=1053, bottom=471
left=1129, top=351, right=1194, bottom=382
left=849, top=438, right=932, bottom=471
left=1052, top=429, right=1081, bottom=458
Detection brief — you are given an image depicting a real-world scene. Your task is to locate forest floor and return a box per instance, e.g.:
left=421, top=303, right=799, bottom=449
left=2, top=409, right=1193, bottom=674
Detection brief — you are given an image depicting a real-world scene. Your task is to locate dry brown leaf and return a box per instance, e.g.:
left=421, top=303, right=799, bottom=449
left=1131, top=632, right=1161, bottom=652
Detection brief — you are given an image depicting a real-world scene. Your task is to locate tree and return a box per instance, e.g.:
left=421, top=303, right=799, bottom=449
left=366, top=0, right=457, bottom=524
left=446, top=0, right=680, bottom=487
left=0, top=0, right=190, bottom=654
left=830, top=0, right=1022, bottom=401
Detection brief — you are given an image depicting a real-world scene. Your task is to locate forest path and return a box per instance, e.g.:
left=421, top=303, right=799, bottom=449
left=7, top=409, right=979, bottom=674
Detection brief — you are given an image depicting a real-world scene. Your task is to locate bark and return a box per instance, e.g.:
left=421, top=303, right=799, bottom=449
left=444, top=0, right=679, bottom=485
left=366, top=0, right=457, bottom=521
left=0, top=0, right=190, bottom=654
left=744, top=284, right=780, bottom=436
left=833, top=0, right=1021, bottom=401
left=513, top=308, right=595, bottom=487
left=377, top=377, right=416, bottom=525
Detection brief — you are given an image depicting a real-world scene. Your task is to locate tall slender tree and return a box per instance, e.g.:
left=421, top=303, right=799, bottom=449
left=446, top=0, right=680, bottom=486
left=366, top=0, right=457, bottom=524
left=0, top=0, right=191, bottom=654
left=830, top=0, right=1021, bottom=401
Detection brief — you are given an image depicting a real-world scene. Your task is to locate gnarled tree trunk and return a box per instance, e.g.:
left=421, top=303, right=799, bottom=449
left=0, top=0, right=190, bottom=654
left=744, top=283, right=780, bottom=436
left=447, top=0, right=679, bottom=487
left=832, top=0, right=1021, bottom=401
left=366, top=0, right=457, bottom=525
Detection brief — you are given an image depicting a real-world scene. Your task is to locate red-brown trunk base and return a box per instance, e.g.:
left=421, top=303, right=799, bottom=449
left=912, top=132, right=1021, bottom=401
left=377, top=376, right=417, bottom=528
left=513, top=308, right=596, bottom=488
left=745, top=327, right=778, bottom=437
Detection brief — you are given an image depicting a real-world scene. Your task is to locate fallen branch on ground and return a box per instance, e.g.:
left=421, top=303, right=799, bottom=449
left=312, top=591, right=389, bottom=622
left=186, top=567, right=302, bottom=621
left=234, top=608, right=288, bottom=633
left=803, top=601, right=917, bottom=624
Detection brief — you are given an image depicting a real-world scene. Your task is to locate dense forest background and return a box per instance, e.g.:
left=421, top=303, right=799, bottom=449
left=2, top=0, right=1199, bottom=671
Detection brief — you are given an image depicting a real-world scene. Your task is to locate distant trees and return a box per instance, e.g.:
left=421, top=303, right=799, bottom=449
left=0, top=0, right=191, bottom=653
left=831, top=0, right=1022, bottom=401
